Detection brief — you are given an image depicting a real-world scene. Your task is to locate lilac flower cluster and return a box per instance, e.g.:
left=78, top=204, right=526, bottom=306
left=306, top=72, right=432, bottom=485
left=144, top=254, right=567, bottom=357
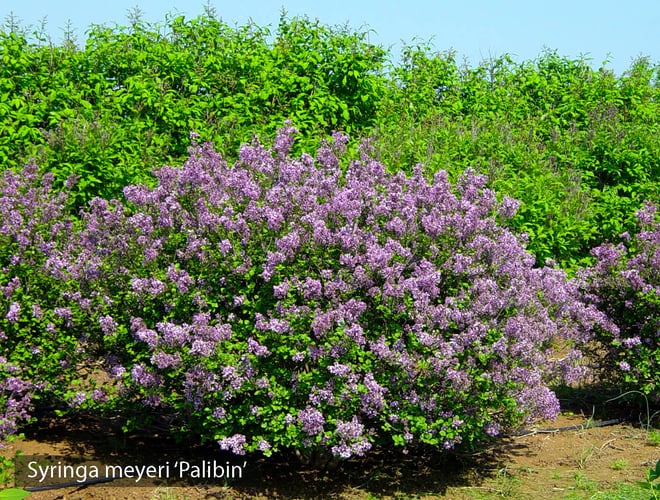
left=0, top=372, right=37, bottom=447
left=0, top=125, right=613, bottom=457
left=331, top=417, right=372, bottom=458
left=217, top=434, right=247, bottom=455
left=297, top=407, right=326, bottom=436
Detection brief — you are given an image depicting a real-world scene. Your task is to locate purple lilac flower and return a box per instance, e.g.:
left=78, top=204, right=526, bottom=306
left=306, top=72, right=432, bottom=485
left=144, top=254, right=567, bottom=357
left=190, top=339, right=216, bottom=357
left=297, top=407, right=325, bottom=436
left=0, top=277, right=20, bottom=300
left=361, top=373, right=387, bottom=416
left=257, top=439, right=271, bottom=452
left=273, top=121, right=297, bottom=157
left=622, top=337, right=641, bottom=348
left=143, top=395, right=162, bottom=407
left=109, top=364, right=125, bottom=378
left=131, top=364, right=161, bottom=388
left=99, top=315, right=117, bottom=335
left=68, top=392, right=86, bottom=408
left=31, top=304, right=42, bottom=318
left=150, top=352, right=182, bottom=369
left=131, top=277, right=166, bottom=296
left=266, top=318, right=290, bottom=334
left=256, top=377, right=270, bottom=389
left=218, top=434, right=247, bottom=455
left=485, top=423, right=501, bottom=437
left=497, top=195, right=521, bottom=218
left=292, top=352, right=305, bottom=362
left=218, top=239, right=232, bottom=255
left=131, top=318, right=158, bottom=349
left=335, top=416, right=364, bottom=441
left=518, top=386, right=561, bottom=421
left=442, top=437, right=463, bottom=450
left=273, top=281, right=290, bottom=298
left=166, top=264, right=193, bottom=293
left=157, top=321, right=189, bottom=347
left=183, top=367, right=221, bottom=409
left=3, top=377, right=27, bottom=392
left=309, top=387, right=334, bottom=405
left=302, top=277, right=323, bottom=300
left=344, top=323, right=366, bottom=345
left=6, top=302, right=20, bottom=323
left=327, top=363, right=351, bottom=377
left=247, top=338, right=270, bottom=357
left=91, top=389, right=108, bottom=403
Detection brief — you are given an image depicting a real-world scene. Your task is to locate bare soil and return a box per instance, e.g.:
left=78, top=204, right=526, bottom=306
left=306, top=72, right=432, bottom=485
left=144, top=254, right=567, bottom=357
left=2, top=399, right=659, bottom=499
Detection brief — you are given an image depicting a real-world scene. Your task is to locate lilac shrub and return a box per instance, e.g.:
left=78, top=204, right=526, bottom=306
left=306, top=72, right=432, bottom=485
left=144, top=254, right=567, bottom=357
left=0, top=165, right=95, bottom=445
left=52, top=124, right=610, bottom=460
left=0, top=126, right=611, bottom=457
left=580, top=202, right=660, bottom=395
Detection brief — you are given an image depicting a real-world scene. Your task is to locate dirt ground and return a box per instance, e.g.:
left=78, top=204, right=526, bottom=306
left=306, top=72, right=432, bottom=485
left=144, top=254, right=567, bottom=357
left=2, top=404, right=660, bottom=499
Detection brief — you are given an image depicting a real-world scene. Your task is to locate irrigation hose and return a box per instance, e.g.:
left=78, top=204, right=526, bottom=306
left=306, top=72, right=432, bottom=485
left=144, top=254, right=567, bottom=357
left=24, top=476, right=117, bottom=492
left=509, top=418, right=626, bottom=437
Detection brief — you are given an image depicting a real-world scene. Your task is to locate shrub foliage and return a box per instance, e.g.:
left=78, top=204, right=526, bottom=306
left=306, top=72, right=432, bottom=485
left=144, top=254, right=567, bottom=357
left=0, top=10, right=386, bottom=206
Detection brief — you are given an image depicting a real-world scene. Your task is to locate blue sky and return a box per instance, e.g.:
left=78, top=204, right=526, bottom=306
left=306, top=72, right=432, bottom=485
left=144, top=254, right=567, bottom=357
left=2, top=0, right=659, bottom=76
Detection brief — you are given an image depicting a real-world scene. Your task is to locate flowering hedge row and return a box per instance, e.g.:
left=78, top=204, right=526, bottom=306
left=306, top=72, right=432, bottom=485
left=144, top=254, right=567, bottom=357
left=0, top=125, right=628, bottom=459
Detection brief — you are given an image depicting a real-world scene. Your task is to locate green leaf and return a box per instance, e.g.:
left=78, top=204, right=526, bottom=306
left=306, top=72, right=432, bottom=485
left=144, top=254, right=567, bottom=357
left=650, top=459, right=660, bottom=482
left=0, top=489, right=31, bottom=500
left=637, top=481, right=652, bottom=490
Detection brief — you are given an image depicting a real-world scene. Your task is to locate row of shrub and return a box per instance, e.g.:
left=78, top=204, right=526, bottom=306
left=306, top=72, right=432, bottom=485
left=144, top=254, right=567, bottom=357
left=1, top=125, right=659, bottom=461
left=2, top=10, right=660, bottom=268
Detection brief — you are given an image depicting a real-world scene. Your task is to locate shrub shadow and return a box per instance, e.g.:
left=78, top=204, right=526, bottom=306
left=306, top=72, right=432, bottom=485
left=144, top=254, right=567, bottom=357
left=18, top=411, right=514, bottom=498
